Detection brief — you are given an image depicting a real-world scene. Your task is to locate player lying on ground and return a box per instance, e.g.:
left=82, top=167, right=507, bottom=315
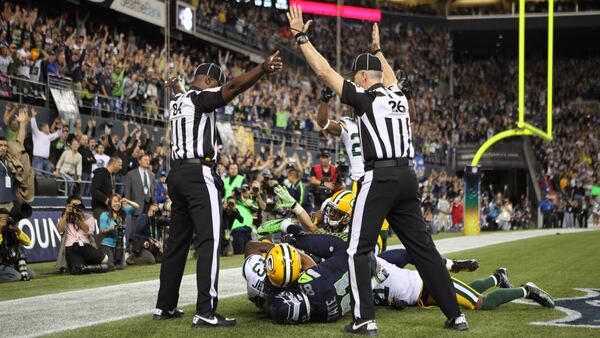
left=262, top=186, right=478, bottom=273
left=246, top=217, right=480, bottom=324
left=372, top=256, right=555, bottom=311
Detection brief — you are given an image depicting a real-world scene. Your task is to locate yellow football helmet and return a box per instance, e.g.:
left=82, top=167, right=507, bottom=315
left=265, top=243, right=302, bottom=288
left=324, top=190, right=355, bottom=230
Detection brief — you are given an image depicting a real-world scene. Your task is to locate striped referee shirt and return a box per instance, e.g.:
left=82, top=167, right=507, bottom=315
left=340, top=80, right=414, bottom=162
left=168, top=86, right=225, bottom=161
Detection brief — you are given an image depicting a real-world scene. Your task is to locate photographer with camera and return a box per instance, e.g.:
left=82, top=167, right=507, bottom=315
left=230, top=184, right=264, bottom=255
left=309, top=150, right=340, bottom=208
left=126, top=203, right=167, bottom=265
left=99, top=194, right=139, bottom=270
left=0, top=206, right=35, bottom=282
left=56, top=195, right=109, bottom=274
left=222, top=196, right=243, bottom=256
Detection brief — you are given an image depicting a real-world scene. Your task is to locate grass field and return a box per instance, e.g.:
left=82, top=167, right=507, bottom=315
left=0, top=231, right=463, bottom=301
left=36, top=231, right=599, bottom=338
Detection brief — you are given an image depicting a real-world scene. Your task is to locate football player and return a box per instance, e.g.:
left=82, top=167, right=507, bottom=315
left=372, top=256, right=555, bottom=312
left=315, top=88, right=390, bottom=249
left=263, top=186, right=478, bottom=273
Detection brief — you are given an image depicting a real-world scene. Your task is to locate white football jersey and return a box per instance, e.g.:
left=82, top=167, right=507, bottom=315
left=242, top=254, right=267, bottom=306
left=372, top=257, right=422, bottom=306
left=339, top=116, right=365, bottom=181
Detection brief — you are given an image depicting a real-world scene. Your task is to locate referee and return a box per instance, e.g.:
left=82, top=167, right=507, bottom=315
left=287, top=7, right=466, bottom=335
left=154, top=52, right=282, bottom=328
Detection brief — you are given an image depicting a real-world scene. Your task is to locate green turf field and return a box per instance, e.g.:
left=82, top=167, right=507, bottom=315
left=0, top=231, right=463, bottom=301
left=39, top=231, right=599, bottom=338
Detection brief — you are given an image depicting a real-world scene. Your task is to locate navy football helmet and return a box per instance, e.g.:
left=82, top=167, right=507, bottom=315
left=270, top=289, right=311, bottom=324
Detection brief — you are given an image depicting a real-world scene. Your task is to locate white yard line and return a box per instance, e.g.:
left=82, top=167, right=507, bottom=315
left=1, top=228, right=593, bottom=338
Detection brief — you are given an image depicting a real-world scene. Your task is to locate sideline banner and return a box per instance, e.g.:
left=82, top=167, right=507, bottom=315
left=87, top=0, right=166, bottom=27
left=17, top=210, right=64, bottom=263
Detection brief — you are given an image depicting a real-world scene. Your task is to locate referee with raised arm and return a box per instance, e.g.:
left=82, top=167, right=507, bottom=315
left=287, top=7, right=466, bottom=335
left=153, top=52, right=282, bottom=328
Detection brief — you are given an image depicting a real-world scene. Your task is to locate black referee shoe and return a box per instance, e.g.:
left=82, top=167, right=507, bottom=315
left=444, top=314, right=469, bottom=331
left=343, top=319, right=379, bottom=336
left=153, top=308, right=184, bottom=320
left=192, top=312, right=236, bottom=328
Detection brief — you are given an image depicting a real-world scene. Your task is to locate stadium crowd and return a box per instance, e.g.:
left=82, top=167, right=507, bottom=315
left=0, top=0, right=598, bottom=280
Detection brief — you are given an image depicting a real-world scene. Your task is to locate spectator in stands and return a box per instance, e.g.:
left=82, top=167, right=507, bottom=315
left=2, top=103, right=19, bottom=142
left=30, top=108, right=61, bottom=174
left=223, top=163, right=246, bottom=200
left=0, top=41, right=13, bottom=74
left=155, top=171, right=168, bottom=205
left=65, top=44, right=85, bottom=95
left=0, top=137, right=16, bottom=210
left=310, top=151, right=339, bottom=208
left=497, top=200, right=513, bottom=231
left=437, top=193, right=451, bottom=232
left=450, top=196, right=464, bottom=232
left=99, top=194, right=139, bottom=270
left=230, top=185, right=260, bottom=255
left=127, top=203, right=164, bottom=265
left=91, top=156, right=122, bottom=220
left=54, top=138, right=82, bottom=196
left=15, top=40, right=32, bottom=79
left=97, top=62, right=112, bottom=115
left=56, top=195, right=109, bottom=274
left=78, top=135, right=94, bottom=197
left=124, top=153, right=155, bottom=237
left=50, top=125, right=69, bottom=166
left=563, top=198, right=576, bottom=228
left=92, top=143, right=110, bottom=173
left=111, top=63, right=125, bottom=113
left=284, top=165, right=308, bottom=210
left=45, top=51, right=59, bottom=76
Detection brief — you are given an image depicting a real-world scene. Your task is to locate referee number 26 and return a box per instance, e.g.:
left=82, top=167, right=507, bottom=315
left=171, top=101, right=183, bottom=116
left=388, top=100, right=406, bottom=113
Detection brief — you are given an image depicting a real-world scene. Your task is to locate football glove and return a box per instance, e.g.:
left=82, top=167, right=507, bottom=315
left=257, top=218, right=292, bottom=235
left=396, top=70, right=411, bottom=99
left=274, top=185, right=297, bottom=211
left=321, top=86, right=335, bottom=103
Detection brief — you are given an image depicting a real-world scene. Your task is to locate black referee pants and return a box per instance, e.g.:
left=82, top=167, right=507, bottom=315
left=347, top=166, right=461, bottom=321
left=156, top=162, right=223, bottom=315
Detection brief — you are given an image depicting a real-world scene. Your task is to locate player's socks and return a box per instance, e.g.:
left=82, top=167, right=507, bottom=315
left=480, top=288, right=527, bottom=310
left=468, top=276, right=496, bottom=293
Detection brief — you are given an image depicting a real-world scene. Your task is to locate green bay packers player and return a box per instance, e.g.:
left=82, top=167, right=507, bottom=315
left=372, top=256, right=555, bottom=312
left=315, top=87, right=390, bottom=250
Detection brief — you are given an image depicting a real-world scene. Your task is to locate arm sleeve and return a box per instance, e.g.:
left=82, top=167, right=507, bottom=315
left=189, top=87, right=226, bottom=113
left=30, top=117, right=41, bottom=136
left=99, top=212, right=110, bottom=230
left=124, top=204, right=135, bottom=216
left=340, top=80, right=370, bottom=116
left=49, top=129, right=62, bottom=141
left=85, top=217, right=96, bottom=235
left=56, top=152, right=66, bottom=172
left=76, top=154, right=82, bottom=176
left=309, top=167, right=317, bottom=177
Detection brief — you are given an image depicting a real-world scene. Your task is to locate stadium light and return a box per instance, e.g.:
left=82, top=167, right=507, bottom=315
left=289, top=0, right=382, bottom=22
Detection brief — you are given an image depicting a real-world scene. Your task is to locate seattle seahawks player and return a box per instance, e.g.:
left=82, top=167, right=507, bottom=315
left=371, top=257, right=555, bottom=312
left=262, top=186, right=478, bottom=273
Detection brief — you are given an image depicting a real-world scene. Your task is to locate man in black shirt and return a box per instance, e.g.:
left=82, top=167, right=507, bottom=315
left=78, top=135, right=95, bottom=197
left=91, top=156, right=122, bottom=221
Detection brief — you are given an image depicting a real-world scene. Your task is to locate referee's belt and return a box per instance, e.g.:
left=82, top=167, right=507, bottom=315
left=365, top=158, right=413, bottom=171
left=172, top=158, right=215, bottom=166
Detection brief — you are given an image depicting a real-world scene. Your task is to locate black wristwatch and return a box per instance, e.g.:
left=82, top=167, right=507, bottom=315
left=296, top=33, right=309, bottom=46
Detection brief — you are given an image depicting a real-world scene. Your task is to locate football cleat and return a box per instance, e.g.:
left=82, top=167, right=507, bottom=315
left=450, top=259, right=479, bottom=273
left=191, top=312, right=236, bottom=328
left=153, top=308, right=184, bottom=320
left=343, top=319, right=379, bottom=336
left=444, top=314, right=469, bottom=331
left=523, top=282, right=555, bottom=308
left=494, top=268, right=513, bottom=288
